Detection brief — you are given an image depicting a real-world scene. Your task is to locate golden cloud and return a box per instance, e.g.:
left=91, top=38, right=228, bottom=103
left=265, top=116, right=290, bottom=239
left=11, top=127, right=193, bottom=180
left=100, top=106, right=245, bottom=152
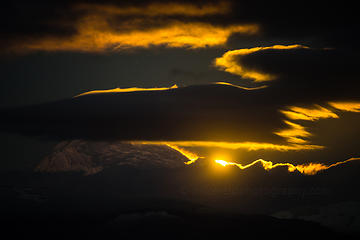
left=276, top=104, right=340, bottom=144
left=16, top=2, right=258, bottom=53
left=328, top=101, right=360, bottom=112
left=214, top=44, right=308, bottom=82
left=274, top=120, right=312, bottom=144
left=280, top=105, right=339, bottom=121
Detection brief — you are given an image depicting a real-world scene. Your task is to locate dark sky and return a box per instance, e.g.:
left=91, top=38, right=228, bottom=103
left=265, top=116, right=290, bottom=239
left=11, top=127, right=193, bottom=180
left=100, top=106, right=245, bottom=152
left=0, top=0, right=359, bottom=176
left=2, top=2, right=360, bottom=238
left=1, top=0, right=357, bottom=107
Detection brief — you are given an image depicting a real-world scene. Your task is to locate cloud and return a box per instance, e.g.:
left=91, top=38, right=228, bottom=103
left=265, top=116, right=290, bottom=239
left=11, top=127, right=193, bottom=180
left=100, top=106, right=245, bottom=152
left=36, top=140, right=191, bottom=175
left=20, top=22, right=257, bottom=52
left=214, top=46, right=360, bottom=105
left=1, top=83, right=358, bottom=152
left=273, top=121, right=312, bottom=144
left=214, top=45, right=308, bottom=82
left=0, top=84, right=288, bottom=144
left=328, top=102, right=360, bottom=113
left=4, top=1, right=258, bottom=53
left=1, top=0, right=357, bottom=54
left=2, top=83, right=360, bottom=178
left=280, top=105, right=339, bottom=121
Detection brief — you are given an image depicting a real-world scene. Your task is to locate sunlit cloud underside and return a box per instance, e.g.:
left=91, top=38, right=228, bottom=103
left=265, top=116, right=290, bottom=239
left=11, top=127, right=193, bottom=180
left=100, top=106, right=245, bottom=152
left=276, top=102, right=360, bottom=144
left=214, top=44, right=308, bottom=82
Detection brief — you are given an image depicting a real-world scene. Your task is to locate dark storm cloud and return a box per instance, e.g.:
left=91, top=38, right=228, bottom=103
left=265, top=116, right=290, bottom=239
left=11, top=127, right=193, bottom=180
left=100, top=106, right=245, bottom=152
left=0, top=1, right=78, bottom=50
left=1, top=81, right=358, bottom=153
left=233, top=47, right=360, bottom=104
left=227, top=1, right=358, bottom=49
left=0, top=84, right=289, bottom=144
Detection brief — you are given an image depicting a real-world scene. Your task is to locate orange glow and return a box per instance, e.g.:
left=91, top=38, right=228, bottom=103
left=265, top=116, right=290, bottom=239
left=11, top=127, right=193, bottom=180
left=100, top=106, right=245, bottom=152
left=74, top=85, right=177, bottom=97
left=134, top=141, right=323, bottom=151
left=215, top=159, right=230, bottom=166
left=214, top=44, right=308, bottom=82
left=17, top=2, right=258, bottom=53
left=328, top=101, right=360, bottom=113
left=214, top=157, right=360, bottom=175
left=166, top=144, right=200, bottom=165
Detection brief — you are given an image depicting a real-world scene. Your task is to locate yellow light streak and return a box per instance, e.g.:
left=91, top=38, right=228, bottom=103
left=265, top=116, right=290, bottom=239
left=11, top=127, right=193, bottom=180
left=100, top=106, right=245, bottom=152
left=214, top=157, right=360, bottom=175
left=166, top=144, right=200, bottom=165
left=74, top=85, right=177, bottom=97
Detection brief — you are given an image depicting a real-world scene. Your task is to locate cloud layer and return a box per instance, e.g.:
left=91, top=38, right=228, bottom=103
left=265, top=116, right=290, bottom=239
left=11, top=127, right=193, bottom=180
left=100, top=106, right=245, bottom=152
left=2, top=1, right=258, bottom=53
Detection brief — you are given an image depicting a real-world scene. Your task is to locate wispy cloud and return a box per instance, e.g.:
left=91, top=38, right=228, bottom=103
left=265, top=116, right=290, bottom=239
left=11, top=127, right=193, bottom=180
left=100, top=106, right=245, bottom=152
left=328, top=101, right=360, bottom=113
left=280, top=105, right=338, bottom=121
left=214, top=45, right=308, bottom=82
